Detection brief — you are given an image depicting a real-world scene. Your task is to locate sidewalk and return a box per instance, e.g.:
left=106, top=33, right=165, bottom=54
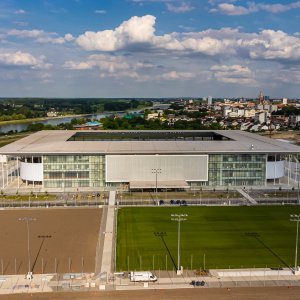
left=237, top=188, right=258, bottom=204
left=100, top=191, right=116, bottom=275
left=1, top=267, right=300, bottom=295
left=0, top=274, right=53, bottom=294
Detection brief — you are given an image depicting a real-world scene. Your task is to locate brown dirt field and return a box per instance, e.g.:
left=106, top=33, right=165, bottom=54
left=1, top=287, right=300, bottom=300
left=0, top=208, right=101, bottom=275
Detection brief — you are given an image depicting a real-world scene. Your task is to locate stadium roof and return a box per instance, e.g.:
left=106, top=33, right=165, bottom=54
left=0, top=130, right=300, bottom=155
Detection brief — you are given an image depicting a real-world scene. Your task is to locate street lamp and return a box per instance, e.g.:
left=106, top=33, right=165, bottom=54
left=290, top=214, right=300, bottom=274
left=18, top=217, right=36, bottom=279
left=152, top=168, right=162, bottom=198
left=171, top=214, right=188, bottom=275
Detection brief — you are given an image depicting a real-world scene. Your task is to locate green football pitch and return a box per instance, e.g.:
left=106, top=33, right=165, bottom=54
left=116, top=206, right=300, bottom=271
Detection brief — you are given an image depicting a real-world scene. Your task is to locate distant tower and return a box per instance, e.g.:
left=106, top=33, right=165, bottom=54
left=208, top=96, right=212, bottom=106
left=258, top=91, right=264, bottom=105
left=282, top=98, right=288, bottom=105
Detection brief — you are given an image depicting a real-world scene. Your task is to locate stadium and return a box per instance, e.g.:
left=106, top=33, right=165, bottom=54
left=1, top=130, right=300, bottom=294
left=0, top=130, right=299, bottom=190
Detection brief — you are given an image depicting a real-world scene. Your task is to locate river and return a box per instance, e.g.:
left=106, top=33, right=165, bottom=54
left=0, top=112, right=126, bottom=133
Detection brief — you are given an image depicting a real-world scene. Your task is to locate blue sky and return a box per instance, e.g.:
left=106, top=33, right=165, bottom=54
left=0, top=0, right=300, bottom=98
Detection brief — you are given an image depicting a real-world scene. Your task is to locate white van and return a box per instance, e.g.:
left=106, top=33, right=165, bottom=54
left=130, top=272, right=157, bottom=282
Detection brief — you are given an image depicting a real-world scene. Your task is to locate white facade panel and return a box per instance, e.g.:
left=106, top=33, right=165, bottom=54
left=20, top=162, right=43, bottom=181
left=0, top=155, right=7, bottom=163
left=266, top=161, right=285, bottom=179
left=106, top=155, right=208, bottom=182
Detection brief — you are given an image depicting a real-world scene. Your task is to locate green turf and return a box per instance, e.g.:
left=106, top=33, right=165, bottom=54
left=116, top=206, right=300, bottom=271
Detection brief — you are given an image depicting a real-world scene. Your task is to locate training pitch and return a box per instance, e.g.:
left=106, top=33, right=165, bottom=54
left=117, top=206, right=300, bottom=271
left=0, top=208, right=101, bottom=275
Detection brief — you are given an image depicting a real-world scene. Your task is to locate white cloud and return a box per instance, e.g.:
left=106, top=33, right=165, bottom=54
left=210, top=3, right=256, bottom=15
left=63, top=53, right=197, bottom=82
left=210, top=64, right=258, bottom=85
left=210, top=1, right=300, bottom=16
left=76, top=15, right=156, bottom=51
left=131, top=0, right=194, bottom=13
left=7, top=29, right=74, bottom=44
left=40, top=72, right=53, bottom=84
left=257, top=66, right=300, bottom=86
left=64, top=33, right=75, bottom=42
left=14, top=9, right=26, bottom=14
left=13, top=21, right=28, bottom=27
left=65, top=54, right=149, bottom=80
left=8, top=29, right=43, bottom=38
left=166, top=2, right=194, bottom=13
left=157, top=70, right=195, bottom=80
left=243, top=30, right=300, bottom=61
left=259, top=2, right=300, bottom=13
left=64, top=54, right=131, bottom=73
left=76, top=16, right=300, bottom=64
left=94, top=10, right=107, bottom=14
left=63, top=60, right=92, bottom=70
left=208, top=0, right=237, bottom=4
left=0, top=50, right=51, bottom=69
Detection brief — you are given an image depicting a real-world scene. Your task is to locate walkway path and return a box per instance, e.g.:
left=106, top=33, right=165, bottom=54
left=100, top=191, right=116, bottom=276
left=237, top=188, right=258, bottom=205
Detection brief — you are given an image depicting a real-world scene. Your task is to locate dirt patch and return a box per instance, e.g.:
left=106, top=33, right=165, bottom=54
left=1, top=287, right=300, bottom=300
left=0, top=208, right=101, bottom=275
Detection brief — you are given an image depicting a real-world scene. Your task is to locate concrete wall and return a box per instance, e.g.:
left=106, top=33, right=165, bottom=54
left=106, top=155, right=208, bottom=182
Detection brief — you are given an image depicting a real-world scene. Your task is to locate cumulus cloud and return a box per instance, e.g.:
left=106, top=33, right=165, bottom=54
left=76, top=15, right=156, bottom=51
left=7, top=29, right=74, bottom=44
left=0, top=50, right=51, bottom=69
left=210, top=1, right=300, bottom=16
left=210, top=64, right=258, bottom=85
left=75, top=15, right=300, bottom=64
left=243, top=30, right=300, bottom=61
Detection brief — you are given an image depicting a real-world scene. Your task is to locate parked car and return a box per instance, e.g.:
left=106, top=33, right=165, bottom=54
left=190, top=280, right=205, bottom=286
left=170, top=200, right=175, bottom=204
left=159, top=200, right=165, bottom=205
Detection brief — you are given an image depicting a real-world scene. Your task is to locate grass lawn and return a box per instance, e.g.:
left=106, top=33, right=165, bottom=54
left=119, top=191, right=241, bottom=200
left=0, top=194, right=56, bottom=201
left=116, top=206, right=300, bottom=271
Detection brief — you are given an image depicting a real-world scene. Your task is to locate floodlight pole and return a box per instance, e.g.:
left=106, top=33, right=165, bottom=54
left=290, top=214, right=300, bottom=274
left=152, top=168, right=162, bottom=199
left=19, top=217, right=36, bottom=279
left=171, top=214, right=188, bottom=275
